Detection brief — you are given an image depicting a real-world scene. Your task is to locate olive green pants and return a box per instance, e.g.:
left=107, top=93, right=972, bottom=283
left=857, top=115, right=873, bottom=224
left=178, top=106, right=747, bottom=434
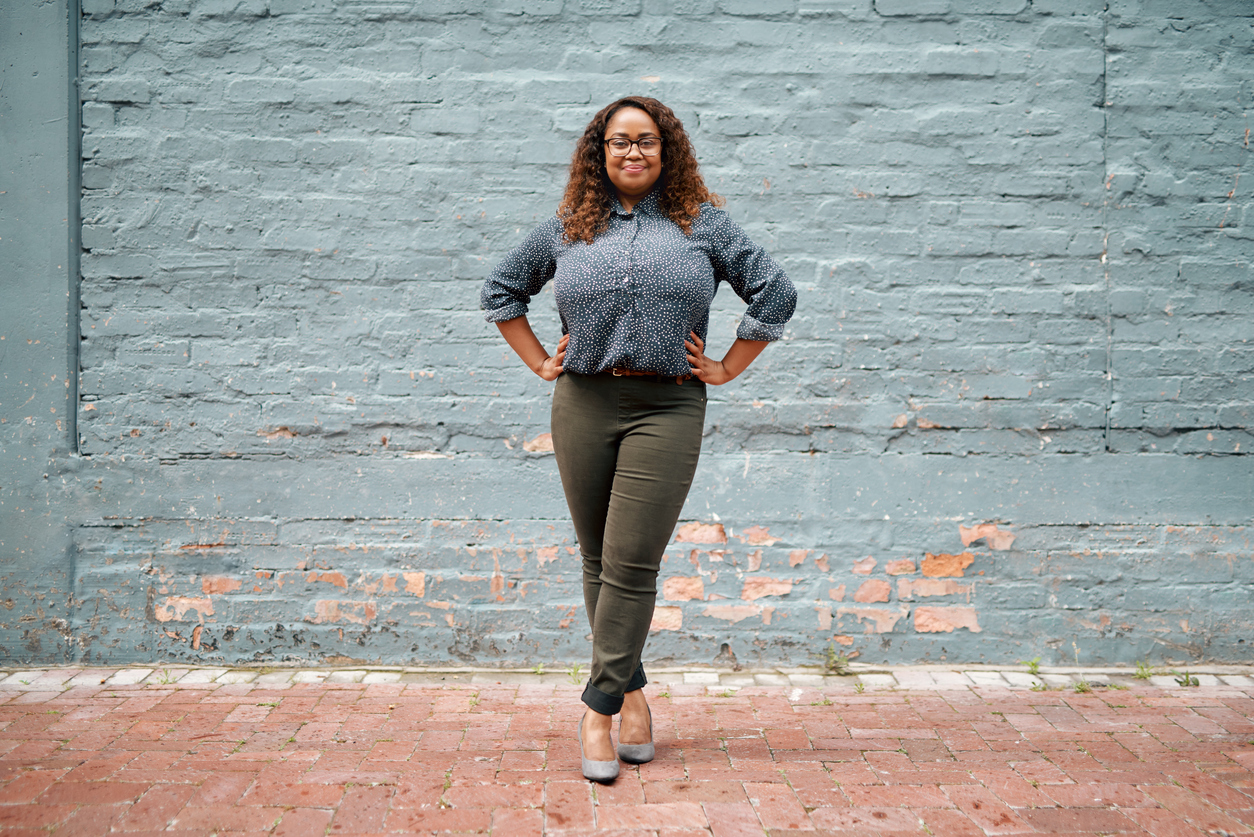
left=551, top=371, right=707, bottom=716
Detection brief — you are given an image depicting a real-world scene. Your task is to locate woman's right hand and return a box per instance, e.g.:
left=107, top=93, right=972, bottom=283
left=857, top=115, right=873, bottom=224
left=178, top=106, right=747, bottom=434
left=535, top=333, right=568, bottom=381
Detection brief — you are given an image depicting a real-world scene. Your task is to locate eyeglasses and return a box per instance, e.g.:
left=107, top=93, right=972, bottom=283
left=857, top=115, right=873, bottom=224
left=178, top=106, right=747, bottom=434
left=604, top=137, right=662, bottom=157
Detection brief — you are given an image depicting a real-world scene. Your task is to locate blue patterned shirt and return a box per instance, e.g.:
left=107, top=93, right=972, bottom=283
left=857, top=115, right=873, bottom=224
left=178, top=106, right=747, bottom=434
left=480, top=190, right=797, bottom=377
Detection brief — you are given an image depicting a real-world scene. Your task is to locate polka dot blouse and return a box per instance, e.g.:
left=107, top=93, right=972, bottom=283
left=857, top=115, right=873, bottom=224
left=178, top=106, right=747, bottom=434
left=480, top=189, right=798, bottom=377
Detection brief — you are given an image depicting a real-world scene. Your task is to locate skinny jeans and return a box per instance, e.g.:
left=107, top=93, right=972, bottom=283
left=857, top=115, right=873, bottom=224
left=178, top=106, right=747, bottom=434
left=550, top=370, right=707, bottom=716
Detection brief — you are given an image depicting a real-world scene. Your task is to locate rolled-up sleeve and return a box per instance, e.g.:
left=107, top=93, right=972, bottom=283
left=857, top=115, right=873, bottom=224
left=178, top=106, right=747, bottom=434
left=480, top=217, right=561, bottom=323
left=706, top=210, right=797, bottom=342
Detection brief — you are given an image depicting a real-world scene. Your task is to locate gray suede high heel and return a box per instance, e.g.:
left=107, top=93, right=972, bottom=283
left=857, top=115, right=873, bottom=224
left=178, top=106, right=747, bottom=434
left=616, top=703, right=654, bottom=764
left=579, top=712, right=620, bottom=783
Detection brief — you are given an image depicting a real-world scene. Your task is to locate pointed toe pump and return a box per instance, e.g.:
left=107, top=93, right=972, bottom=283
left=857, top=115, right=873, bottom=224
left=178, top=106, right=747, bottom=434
left=616, top=703, right=654, bottom=765
left=579, top=712, right=620, bottom=783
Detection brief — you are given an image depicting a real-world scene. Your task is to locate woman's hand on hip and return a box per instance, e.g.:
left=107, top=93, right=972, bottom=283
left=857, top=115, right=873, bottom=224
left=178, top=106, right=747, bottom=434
left=535, top=333, right=568, bottom=381
left=685, top=331, right=732, bottom=385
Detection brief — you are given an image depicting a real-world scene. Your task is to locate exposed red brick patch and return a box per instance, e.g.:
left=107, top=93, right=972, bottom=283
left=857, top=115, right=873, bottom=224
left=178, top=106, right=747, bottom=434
left=747, top=550, right=763, bottom=571
left=922, top=552, right=974, bottom=577
left=917, top=417, right=940, bottom=429
left=836, top=606, right=905, bottom=633
left=816, top=606, right=833, bottom=630
left=675, top=522, right=727, bottom=544
left=201, top=576, right=241, bottom=595
left=854, top=579, right=892, bottom=603
left=885, top=559, right=916, bottom=576
left=832, top=634, right=853, bottom=645
left=914, top=606, right=981, bottom=633
left=815, top=553, right=830, bottom=571
left=522, top=433, right=553, bottom=453
left=738, top=525, right=781, bottom=545
left=535, top=546, right=559, bottom=566
left=306, top=571, right=348, bottom=588
left=663, top=576, right=704, bottom=601
left=788, top=550, right=808, bottom=567
left=741, top=577, right=793, bottom=600
left=650, top=607, right=682, bottom=631
left=852, top=557, right=876, bottom=575
left=829, top=584, right=846, bottom=601
left=702, top=604, right=762, bottom=623
left=402, top=572, right=425, bottom=597
left=154, top=596, right=214, bottom=623
left=898, top=579, right=972, bottom=600
left=892, top=414, right=908, bottom=428
left=311, top=600, right=377, bottom=625
left=960, top=523, right=1016, bottom=550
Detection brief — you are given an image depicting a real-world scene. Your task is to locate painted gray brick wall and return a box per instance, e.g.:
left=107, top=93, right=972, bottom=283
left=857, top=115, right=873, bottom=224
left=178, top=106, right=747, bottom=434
left=16, top=0, right=1254, bottom=666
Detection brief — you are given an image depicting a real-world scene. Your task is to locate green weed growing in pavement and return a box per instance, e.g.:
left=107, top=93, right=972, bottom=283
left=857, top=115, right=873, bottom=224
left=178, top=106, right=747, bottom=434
left=531, top=663, right=546, bottom=676
left=1018, top=657, right=1042, bottom=676
left=658, top=691, right=670, bottom=699
left=567, top=663, right=584, bottom=685
left=157, top=669, right=175, bottom=685
left=257, top=702, right=279, bottom=708
left=1134, top=661, right=1154, bottom=680
left=1107, top=683, right=1129, bottom=690
left=718, top=689, right=735, bottom=698
left=821, top=643, right=853, bottom=676
left=854, top=682, right=865, bottom=694
left=1073, top=679, right=1092, bottom=694
left=1030, top=681, right=1049, bottom=692
left=468, top=693, right=481, bottom=707
left=1172, top=671, right=1199, bottom=687
left=811, top=696, right=834, bottom=706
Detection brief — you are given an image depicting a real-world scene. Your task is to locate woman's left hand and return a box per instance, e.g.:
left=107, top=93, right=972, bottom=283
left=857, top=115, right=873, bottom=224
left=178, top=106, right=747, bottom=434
left=685, top=331, right=733, bottom=385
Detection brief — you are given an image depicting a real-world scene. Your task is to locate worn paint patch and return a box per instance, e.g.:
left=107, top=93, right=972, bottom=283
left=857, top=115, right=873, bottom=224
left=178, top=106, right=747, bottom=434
left=663, top=576, right=704, bottom=601
left=403, top=572, right=425, bottom=597
left=311, top=600, right=377, bottom=625
left=854, top=579, right=892, bottom=603
left=832, top=634, right=853, bottom=646
left=852, top=557, right=876, bottom=575
left=898, top=579, right=973, bottom=600
left=650, top=606, right=682, bottom=631
left=306, top=571, right=348, bottom=588
left=746, top=550, right=762, bottom=571
left=960, top=523, right=1016, bottom=551
left=154, top=596, right=213, bottom=623
left=675, top=522, right=727, bottom=544
left=741, top=577, right=793, bottom=600
left=201, top=576, right=241, bottom=595
left=836, top=606, right=906, bottom=633
left=535, top=546, right=559, bottom=566
left=702, top=604, right=761, bottom=623
left=922, top=552, right=974, bottom=577
left=885, top=559, right=916, bottom=576
left=523, top=433, right=553, bottom=453
left=815, top=605, right=833, bottom=630
left=814, top=553, right=830, bottom=571
left=738, top=525, right=781, bottom=545
left=789, top=549, right=808, bottom=567
left=829, top=585, right=846, bottom=601
left=913, top=606, right=981, bottom=633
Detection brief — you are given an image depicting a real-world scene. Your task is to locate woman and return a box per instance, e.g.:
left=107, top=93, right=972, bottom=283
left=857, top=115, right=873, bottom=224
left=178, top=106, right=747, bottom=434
left=480, top=96, right=796, bottom=782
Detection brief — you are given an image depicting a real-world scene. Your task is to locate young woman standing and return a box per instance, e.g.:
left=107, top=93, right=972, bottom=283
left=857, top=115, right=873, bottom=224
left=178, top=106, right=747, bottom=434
left=480, top=97, right=796, bottom=782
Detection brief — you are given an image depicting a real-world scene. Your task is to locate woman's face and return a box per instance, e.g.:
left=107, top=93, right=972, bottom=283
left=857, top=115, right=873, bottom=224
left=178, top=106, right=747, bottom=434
left=603, top=107, right=663, bottom=209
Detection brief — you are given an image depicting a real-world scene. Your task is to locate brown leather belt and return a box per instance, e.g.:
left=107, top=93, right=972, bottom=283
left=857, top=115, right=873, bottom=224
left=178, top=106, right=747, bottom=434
left=611, top=367, right=692, bottom=385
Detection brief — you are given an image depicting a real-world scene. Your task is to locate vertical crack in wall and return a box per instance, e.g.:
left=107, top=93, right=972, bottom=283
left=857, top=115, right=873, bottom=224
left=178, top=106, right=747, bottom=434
left=1101, top=2, right=1114, bottom=453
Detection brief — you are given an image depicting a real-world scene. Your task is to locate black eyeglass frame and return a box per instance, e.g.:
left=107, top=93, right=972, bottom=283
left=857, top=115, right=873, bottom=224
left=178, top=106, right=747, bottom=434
left=603, top=137, right=664, bottom=157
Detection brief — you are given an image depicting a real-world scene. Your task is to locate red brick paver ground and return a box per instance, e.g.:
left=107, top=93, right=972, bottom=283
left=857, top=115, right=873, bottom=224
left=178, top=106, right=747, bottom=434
left=0, top=676, right=1251, bottom=835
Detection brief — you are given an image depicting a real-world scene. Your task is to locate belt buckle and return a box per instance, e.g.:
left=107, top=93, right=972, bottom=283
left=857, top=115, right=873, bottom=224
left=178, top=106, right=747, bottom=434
left=612, top=368, right=623, bottom=377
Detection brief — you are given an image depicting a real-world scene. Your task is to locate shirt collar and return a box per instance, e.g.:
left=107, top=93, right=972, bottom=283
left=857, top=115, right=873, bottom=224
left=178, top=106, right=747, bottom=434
left=610, top=186, right=661, bottom=218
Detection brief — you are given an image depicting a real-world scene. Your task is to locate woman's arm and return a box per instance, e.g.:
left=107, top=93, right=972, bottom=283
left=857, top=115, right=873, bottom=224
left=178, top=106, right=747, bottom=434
left=685, top=332, right=767, bottom=386
left=496, top=316, right=567, bottom=381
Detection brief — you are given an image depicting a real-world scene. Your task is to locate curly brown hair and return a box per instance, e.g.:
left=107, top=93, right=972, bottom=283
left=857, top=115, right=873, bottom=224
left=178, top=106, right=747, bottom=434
left=557, top=97, right=723, bottom=245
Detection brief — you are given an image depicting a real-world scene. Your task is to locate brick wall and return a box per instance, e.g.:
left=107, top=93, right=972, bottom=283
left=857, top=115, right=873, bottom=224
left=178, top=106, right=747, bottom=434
left=47, top=0, right=1254, bottom=666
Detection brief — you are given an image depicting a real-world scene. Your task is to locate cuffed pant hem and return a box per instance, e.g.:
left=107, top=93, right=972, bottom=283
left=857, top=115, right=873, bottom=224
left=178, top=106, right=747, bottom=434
left=581, top=682, right=623, bottom=716
left=582, top=663, right=648, bottom=716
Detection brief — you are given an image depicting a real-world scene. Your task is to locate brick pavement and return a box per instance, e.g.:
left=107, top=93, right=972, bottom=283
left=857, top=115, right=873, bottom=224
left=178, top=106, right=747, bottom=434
left=0, top=667, right=1250, bottom=836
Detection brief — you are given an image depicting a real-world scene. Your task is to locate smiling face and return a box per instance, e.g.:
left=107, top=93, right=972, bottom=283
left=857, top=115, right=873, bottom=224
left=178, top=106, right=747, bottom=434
left=603, top=107, right=663, bottom=212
